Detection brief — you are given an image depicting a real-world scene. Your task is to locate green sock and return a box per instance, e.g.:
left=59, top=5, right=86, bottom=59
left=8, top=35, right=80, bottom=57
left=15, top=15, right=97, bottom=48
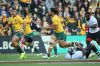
left=16, top=45, right=24, bottom=54
left=16, top=41, right=24, bottom=54
left=47, top=53, right=50, bottom=57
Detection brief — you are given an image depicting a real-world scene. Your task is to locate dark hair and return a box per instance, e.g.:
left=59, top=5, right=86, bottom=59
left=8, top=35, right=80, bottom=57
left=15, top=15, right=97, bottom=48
left=85, top=12, right=91, bottom=15
left=12, top=8, right=17, bottom=11
left=51, top=8, right=58, bottom=14
left=1, top=4, right=6, bottom=7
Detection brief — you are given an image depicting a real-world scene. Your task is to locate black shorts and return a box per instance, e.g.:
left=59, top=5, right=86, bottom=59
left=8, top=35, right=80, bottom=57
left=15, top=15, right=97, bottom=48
left=86, top=30, right=100, bottom=41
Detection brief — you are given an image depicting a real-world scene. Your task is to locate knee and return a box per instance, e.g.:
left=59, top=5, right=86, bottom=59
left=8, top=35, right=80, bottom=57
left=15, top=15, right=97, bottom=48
left=59, top=44, right=65, bottom=48
left=11, top=38, right=19, bottom=47
left=58, top=40, right=68, bottom=48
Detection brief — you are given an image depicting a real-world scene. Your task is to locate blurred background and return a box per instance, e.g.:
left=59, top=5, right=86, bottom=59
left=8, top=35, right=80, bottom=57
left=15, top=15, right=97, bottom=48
left=0, top=0, right=99, bottom=36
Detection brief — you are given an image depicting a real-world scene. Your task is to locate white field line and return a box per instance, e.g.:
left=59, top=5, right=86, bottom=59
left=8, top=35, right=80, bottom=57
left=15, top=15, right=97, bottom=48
left=0, top=60, right=100, bottom=64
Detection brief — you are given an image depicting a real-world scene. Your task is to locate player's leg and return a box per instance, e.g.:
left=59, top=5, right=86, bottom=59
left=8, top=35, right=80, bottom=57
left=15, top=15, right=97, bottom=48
left=11, top=33, right=25, bottom=59
left=86, top=31, right=100, bottom=59
left=57, top=40, right=74, bottom=48
left=85, top=42, right=100, bottom=59
left=93, top=31, right=100, bottom=59
left=90, top=43, right=100, bottom=59
left=31, top=31, right=41, bottom=53
left=50, top=35, right=58, bottom=57
left=42, top=34, right=57, bottom=59
left=22, top=32, right=40, bottom=53
left=43, top=35, right=57, bottom=58
left=53, top=46, right=58, bottom=57
left=85, top=33, right=95, bottom=59
left=86, top=32, right=93, bottom=45
left=85, top=32, right=93, bottom=59
left=85, top=44, right=92, bottom=59
left=12, top=35, right=23, bottom=54
left=95, top=31, right=100, bottom=46
left=96, top=41, right=100, bottom=59
left=56, top=32, right=74, bottom=48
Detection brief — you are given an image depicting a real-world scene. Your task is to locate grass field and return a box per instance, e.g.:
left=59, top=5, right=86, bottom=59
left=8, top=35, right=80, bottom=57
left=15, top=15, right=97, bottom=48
left=0, top=63, right=100, bottom=66
left=0, top=54, right=100, bottom=66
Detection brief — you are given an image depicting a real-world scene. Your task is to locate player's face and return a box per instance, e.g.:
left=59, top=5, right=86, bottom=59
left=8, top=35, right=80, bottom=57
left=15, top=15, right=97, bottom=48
left=85, top=14, right=90, bottom=21
left=11, top=10, right=17, bottom=16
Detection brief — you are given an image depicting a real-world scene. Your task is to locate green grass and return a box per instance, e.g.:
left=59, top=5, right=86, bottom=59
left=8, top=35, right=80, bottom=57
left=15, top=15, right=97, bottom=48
left=0, top=63, right=100, bottom=66
left=0, top=53, right=98, bottom=61
left=0, top=54, right=65, bottom=61
left=0, top=54, right=99, bottom=66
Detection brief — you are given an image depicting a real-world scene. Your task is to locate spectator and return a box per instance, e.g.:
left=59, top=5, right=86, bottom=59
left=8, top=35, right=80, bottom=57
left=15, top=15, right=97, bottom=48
left=22, top=7, right=29, bottom=17
left=45, top=0, right=54, bottom=11
left=71, top=6, right=77, bottom=17
left=33, top=13, right=37, bottom=21
left=38, top=5, right=44, bottom=20
left=83, top=0, right=90, bottom=12
left=75, top=0, right=82, bottom=12
left=42, top=16, right=48, bottom=28
left=0, top=11, right=8, bottom=26
left=0, top=11, right=9, bottom=36
left=30, top=0, right=41, bottom=13
left=67, top=16, right=77, bottom=35
left=80, top=23, right=86, bottom=35
left=64, top=26, right=71, bottom=35
left=30, top=17, right=42, bottom=32
left=89, top=0, right=97, bottom=13
left=46, top=11, right=52, bottom=25
left=58, top=11, right=65, bottom=28
left=13, top=0, right=20, bottom=11
left=0, top=0, right=100, bottom=36
left=20, top=0, right=31, bottom=8
left=64, top=7, right=70, bottom=18
left=80, top=7, right=86, bottom=23
left=74, top=12, right=81, bottom=35
left=0, top=4, right=10, bottom=17
left=42, top=16, right=53, bottom=35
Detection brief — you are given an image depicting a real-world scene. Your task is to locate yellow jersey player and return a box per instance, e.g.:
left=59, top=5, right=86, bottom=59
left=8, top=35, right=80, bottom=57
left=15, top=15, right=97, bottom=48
left=8, top=8, right=25, bottom=59
left=43, top=8, right=76, bottom=59
left=22, top=13, right=40, bottom=53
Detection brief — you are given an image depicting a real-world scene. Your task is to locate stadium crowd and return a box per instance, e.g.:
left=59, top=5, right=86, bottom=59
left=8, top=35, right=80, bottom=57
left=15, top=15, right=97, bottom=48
left=0, top=0, right=100, bottom=36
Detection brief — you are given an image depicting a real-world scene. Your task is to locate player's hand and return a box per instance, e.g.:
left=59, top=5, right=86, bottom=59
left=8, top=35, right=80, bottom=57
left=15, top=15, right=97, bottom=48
left=72, top=42, right=80, bottom=47
left=40, top=30, right=46, bottom=34
left=42, top=27, right=48, bottom=30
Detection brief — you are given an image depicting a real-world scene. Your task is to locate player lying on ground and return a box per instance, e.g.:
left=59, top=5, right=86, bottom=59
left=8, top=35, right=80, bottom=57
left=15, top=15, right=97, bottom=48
left=65, top=41, right=100, bottom=60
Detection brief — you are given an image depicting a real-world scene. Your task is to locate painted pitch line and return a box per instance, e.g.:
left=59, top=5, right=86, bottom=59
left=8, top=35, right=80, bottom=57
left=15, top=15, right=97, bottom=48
left=0, top=60, right=100, bottom=64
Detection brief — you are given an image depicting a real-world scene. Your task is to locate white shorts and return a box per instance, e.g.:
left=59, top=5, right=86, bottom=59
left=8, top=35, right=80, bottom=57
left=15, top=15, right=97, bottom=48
left=65, top=51, right=86, bottom=60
